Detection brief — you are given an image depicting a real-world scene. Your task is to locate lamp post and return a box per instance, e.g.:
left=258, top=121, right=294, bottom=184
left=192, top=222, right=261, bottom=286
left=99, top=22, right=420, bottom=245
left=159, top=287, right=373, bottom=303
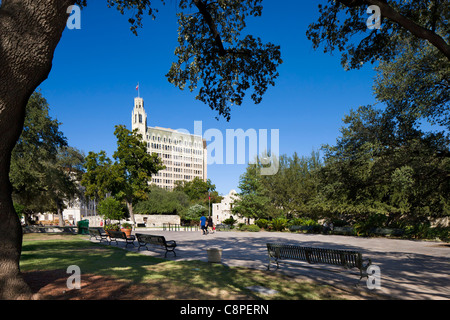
left=208, top=192, right=211, bottom=218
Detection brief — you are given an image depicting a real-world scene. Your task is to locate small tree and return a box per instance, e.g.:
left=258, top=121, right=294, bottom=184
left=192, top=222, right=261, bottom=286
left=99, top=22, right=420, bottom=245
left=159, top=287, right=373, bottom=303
left=97, top=197, right=125, bottom=224
left=182, top=204, right=208, bottom=224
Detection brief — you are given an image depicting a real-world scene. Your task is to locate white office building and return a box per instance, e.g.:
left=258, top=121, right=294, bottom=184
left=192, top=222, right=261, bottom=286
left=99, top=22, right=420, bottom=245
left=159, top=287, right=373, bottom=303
left=132, top=96, right=207, bottom=190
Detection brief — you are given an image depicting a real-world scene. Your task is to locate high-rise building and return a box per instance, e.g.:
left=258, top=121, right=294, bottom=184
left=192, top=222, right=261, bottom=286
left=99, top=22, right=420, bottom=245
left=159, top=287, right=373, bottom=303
left=131, top=97, right=207, bottom=190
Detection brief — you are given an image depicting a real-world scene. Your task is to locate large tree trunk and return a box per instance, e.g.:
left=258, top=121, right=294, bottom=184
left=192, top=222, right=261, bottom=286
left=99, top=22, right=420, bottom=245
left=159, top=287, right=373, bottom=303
left=56, top=200, right=65, bottom=227
left=0, top=0, right=75, bottom=299
left=126, top=201, right=136, bottom=226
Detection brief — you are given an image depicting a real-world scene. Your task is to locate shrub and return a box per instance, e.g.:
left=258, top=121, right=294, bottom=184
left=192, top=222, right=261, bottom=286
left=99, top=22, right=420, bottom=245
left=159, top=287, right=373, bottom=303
left=270, top=218, right=288, bottom=231
left=256, top=219, right=269, bottom=229
left=239, top=224, right=260, bottom=232
left=104, top=223, right=120, bottom=231
left=354, top=213, right=388, bottom=236
left=121, top=222, right=132, bottom=229
left=98, top=197, right=125, bottom=222
left=223, top=217, right=237, bottom=228
left=288, top=218, right=322, bottom=233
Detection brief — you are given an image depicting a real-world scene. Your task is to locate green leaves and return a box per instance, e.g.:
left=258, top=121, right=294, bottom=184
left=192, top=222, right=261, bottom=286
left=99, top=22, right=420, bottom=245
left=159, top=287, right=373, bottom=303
left=10, top=92, right=82, bottom=217
left=307, top=0, right=450, bottom=69
left=97, top=197, right=125, bottom=221
left=166, top=0, right=282, bottom=120
left=112, top=125, right=164, bottom=202
left=82, top=125, right=164, bottom=206
left=320, top=105, right=450, bottom=223
left=134, top=186, right=190, bottom=215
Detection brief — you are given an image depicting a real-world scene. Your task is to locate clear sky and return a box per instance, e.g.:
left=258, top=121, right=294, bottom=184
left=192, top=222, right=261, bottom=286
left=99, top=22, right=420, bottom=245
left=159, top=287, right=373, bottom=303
left=38, top=0, right=378, bottom=195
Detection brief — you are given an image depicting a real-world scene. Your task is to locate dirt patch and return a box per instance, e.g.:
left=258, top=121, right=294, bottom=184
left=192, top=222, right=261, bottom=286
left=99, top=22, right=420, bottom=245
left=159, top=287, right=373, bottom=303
left=22, top=270, right=251, bottom=300
left=22, top=270, right=131, bottom=300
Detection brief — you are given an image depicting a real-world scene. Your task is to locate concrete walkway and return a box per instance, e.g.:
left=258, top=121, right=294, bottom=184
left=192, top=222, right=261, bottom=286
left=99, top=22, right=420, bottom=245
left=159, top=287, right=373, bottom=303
left=91, top=230, right=450, bottom=300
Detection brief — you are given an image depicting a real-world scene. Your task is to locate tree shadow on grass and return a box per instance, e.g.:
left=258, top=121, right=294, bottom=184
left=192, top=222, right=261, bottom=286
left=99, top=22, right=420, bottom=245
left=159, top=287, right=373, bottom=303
left=20, top=235, right=346, bottom=300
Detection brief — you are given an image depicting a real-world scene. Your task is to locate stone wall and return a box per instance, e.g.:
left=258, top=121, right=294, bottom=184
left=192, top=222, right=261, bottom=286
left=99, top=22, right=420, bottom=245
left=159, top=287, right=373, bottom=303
left=134, top=214, right=180, bottom=227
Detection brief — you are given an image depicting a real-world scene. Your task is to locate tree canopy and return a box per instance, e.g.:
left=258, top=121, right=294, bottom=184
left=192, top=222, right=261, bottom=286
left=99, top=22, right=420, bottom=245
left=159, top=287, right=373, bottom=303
left=10, top=92, right=84, bottom=226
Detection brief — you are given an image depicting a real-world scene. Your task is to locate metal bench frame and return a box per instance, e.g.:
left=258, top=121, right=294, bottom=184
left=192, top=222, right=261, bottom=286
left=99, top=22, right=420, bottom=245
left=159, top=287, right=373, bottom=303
left=267, top=243, right=371, bottom=280
left=89, top=227, right=109, bottom=242
left=135, top=233, right=177, bottom=257
left=107, top=230, right=136, bottom=248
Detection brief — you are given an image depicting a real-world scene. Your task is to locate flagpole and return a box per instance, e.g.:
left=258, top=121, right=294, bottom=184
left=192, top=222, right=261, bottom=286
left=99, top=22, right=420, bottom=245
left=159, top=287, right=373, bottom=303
left=138, top=82, right=140, bottom=98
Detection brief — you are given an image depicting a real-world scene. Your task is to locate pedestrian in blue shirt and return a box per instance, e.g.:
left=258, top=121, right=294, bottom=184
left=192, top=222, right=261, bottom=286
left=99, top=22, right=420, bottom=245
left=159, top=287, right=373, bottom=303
left=200, top=215, right=207, bottom=235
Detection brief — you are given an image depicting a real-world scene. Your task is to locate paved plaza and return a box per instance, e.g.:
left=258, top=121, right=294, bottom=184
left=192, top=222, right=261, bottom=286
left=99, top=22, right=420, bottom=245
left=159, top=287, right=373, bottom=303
left=90, top=230, right=450, bottom=300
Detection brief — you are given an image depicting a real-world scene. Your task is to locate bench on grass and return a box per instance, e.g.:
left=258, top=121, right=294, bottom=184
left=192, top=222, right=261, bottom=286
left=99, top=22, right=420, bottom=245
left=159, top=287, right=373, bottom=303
left=107, top=230, right=136, bottom=248
left=89, top=227, right=109, bottom=242
left=266, top=243, right=371, bottom=280
left=135, top=233, right=177, bottom=257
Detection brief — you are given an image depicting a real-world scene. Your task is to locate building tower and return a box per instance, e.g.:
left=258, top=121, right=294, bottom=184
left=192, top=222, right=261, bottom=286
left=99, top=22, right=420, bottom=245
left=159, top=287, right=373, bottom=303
left=131, top=97, right=147, bottom=136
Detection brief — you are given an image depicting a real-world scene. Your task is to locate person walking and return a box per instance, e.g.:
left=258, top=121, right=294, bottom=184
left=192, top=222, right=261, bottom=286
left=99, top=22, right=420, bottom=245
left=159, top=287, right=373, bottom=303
left=200, top=214, right=207, bottom=235
left=207, top=216, right=214, bottom=234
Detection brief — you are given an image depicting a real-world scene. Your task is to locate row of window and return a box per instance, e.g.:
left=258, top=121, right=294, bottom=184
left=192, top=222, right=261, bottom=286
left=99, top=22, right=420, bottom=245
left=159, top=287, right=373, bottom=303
left=146, top=135, right=203, bottom=149
left=148, top=143, right=203, bottom=156
left=152, top=175, right=197, bottom=184
left=155, top=169, right=204, bottom=177
left=161, top=160, right=204, bottom=168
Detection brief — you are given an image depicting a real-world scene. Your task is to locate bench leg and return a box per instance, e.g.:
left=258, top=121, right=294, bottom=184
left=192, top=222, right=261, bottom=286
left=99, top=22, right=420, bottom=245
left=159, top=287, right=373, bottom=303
left=137, top=243, right=149, bottom=251
left=164, top=248, right=176, bottom=258
left=125, top=241, right=135, bottom=248
left=267, top=258, right=279, bottom=271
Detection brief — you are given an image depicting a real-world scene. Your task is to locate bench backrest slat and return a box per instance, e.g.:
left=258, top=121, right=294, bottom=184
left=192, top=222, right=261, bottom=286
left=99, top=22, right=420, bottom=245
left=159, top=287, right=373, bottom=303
left=136, top=234, right=167, bottom=246
left=267, top=243, right=362, bottom=269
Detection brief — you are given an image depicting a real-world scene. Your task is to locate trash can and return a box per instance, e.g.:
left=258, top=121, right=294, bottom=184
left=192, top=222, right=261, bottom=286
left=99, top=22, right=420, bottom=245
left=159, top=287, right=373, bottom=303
left=207, top=247, right=223, bottom=263
left=77, top=219, right=89, bottom=235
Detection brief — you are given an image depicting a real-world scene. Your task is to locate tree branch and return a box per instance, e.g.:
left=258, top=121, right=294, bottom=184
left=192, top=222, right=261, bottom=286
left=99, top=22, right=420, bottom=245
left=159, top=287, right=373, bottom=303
left=337, top=0, right=450, bottom=60
left=192, top=0, right=228, bottom=57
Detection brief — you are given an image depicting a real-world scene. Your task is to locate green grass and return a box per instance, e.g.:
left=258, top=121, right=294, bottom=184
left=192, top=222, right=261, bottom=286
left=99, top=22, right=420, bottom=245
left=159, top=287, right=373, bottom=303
left=21, top=233, right=349, bottom=300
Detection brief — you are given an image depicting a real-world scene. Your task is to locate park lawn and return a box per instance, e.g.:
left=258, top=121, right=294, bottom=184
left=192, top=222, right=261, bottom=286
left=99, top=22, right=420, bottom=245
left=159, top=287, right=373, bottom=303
left=20, top=233, right=349, bottom=300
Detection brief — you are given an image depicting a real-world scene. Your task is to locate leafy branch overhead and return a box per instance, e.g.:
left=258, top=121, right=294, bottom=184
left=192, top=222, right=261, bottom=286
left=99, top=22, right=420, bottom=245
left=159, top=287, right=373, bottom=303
left=307, top=0, right=450, bottom=70
left=168, top=0, right=283, bottom=121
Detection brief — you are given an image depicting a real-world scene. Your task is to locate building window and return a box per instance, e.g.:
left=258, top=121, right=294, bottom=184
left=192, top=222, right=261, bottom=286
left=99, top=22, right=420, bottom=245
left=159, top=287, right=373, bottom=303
left=139, top=114, right=143, bottom=123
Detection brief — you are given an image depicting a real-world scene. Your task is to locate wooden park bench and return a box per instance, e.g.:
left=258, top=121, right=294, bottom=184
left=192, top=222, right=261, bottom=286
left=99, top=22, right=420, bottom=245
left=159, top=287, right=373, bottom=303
left=89, top=227, right=109, bottom=242
left=107, top=230, right=136, bottom=248
left=266, top=243, right=372, bottom=280
left=135, top=233, right=177, bottom=258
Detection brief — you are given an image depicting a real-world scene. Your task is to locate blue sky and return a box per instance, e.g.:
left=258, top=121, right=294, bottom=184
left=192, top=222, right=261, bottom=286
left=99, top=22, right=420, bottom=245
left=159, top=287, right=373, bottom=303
left=38, top=1, right=378, bottom=195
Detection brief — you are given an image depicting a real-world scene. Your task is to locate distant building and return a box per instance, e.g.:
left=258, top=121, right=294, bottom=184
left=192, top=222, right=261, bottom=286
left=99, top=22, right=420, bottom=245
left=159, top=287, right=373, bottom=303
left=132, top=97, right=207, bottom=190
left=212, top=190, right=254, bottom=225
left=34, top=190, right=99, bottom=226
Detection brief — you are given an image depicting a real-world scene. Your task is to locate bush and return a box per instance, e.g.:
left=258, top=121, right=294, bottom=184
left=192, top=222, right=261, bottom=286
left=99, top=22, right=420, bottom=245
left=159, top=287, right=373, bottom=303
left=239, top=224, right=260, bottom=232
left=354, top=213, right=388, bottom=236
left=404, top=223, right=449, bottom=241
left=223, top=217, right=237, bottom=228
left=256, top=219, right=269, bottom=229
left=98, top=197, right=125, bottom=222
left=270, top=218, right=288, bottom=231
left=104, top=223, right=120, bottom=231
left=121, top=222, right=132, bottom=229
left=288, top=218, right=322, bottom=233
